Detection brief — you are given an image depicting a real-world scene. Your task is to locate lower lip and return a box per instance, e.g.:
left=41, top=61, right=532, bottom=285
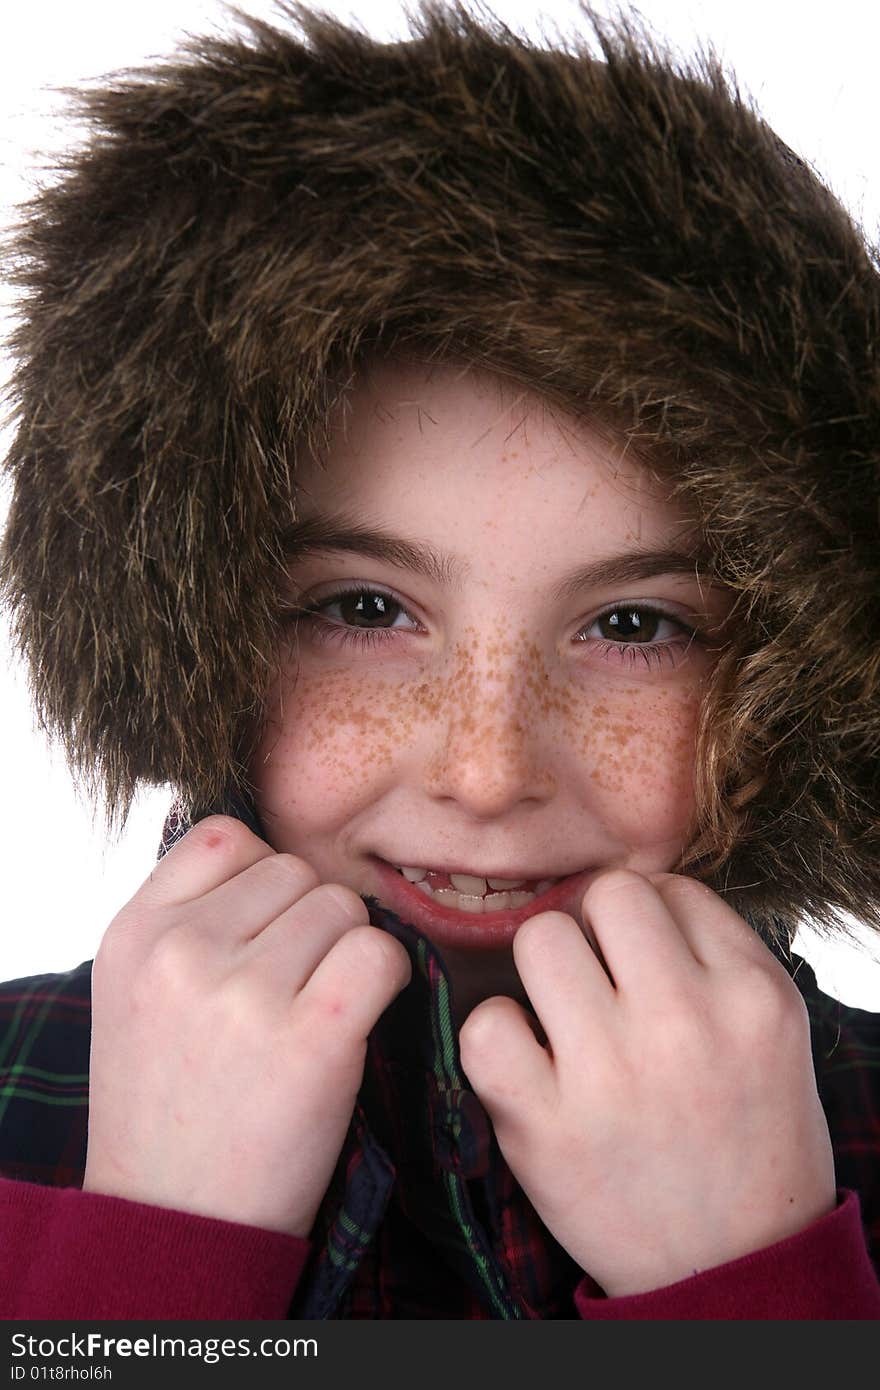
left=369, top=857, right=601, bottom=950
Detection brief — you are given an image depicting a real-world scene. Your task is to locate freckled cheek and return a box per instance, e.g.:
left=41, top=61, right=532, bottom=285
left=251, top=664, right=426, bottom=819
left=572, top=687, right=701, bottom=844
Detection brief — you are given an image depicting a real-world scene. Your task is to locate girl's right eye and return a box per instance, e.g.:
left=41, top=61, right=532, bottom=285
left=286, top=586, right=420, bottom=650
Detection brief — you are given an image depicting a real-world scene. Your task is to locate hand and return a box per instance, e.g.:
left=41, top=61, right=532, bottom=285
left=83, top=815, right=410, bottom=1237
left=459, top=869, right=836, bottom=1297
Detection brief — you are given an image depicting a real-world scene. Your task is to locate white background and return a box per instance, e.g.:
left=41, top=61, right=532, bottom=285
left=1, top=0, right=879, bottom=1005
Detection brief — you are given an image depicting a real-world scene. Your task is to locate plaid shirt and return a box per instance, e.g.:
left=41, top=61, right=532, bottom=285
left=1, top=803, right=878, bottom=1317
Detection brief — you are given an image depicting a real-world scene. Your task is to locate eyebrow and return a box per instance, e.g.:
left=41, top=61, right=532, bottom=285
left=280, top=513, right=713, bottom=601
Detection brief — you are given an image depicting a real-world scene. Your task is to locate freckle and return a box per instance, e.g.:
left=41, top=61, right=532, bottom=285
left=590, top=767, right=615, bottom=791
left=608, top=721, right=638, bottom=745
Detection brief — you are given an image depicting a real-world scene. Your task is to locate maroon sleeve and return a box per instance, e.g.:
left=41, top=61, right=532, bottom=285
left=0, top=1177, right=311, bottom=1319
left=573, top=1189, right=880, bottom=1319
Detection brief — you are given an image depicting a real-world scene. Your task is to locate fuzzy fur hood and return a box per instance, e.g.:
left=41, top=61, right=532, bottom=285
left=2, top=1, right=879, bottom=945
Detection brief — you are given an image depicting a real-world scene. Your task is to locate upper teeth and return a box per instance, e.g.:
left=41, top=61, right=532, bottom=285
left=398, top=867, right=537, bottom=892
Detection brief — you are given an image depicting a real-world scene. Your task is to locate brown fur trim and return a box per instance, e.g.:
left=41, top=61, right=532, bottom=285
left=2, top=2, right=879, bottom=946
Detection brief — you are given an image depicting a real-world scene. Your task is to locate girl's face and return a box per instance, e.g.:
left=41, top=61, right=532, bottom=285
left=251, top=359, right=732, bottom=1015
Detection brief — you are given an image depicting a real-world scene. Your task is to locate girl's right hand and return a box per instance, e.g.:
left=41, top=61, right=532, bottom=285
left=82, top=815, right=411, bottom=1237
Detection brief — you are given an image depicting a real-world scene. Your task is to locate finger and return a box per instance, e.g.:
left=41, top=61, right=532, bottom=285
left=582, top=870, right=702, bottom=999
left=193, top=851, right=331, bottom=944
left=139, top=815, right=276, bottom=907
left=459, top=994, right=555, bottom=1124
left=293, top=925, right=412, bottom=1049
left=511, top=911, right=614, bottom=1056
left=239, top=882, right=370, bottom=993
left=647, top=872, right=788, bottom=973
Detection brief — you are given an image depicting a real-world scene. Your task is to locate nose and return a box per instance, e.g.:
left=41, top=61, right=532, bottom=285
left=424, top=643, right=558, bottom=818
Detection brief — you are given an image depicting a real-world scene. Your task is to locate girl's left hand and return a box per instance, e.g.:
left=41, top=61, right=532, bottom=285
left=459, top=869, right=836, bottom=1298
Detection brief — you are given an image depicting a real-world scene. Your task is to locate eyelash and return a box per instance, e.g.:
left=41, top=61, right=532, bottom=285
left=286, top=584, right=704, bottom=672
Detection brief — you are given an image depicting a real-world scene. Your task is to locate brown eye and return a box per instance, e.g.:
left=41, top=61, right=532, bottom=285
left=335, top=589, right=402, bottom=628
left=598, top=608, right=664, bottom=643
left=575, top=604, right=702, bottom=675
left=301, top=586, right=419, bottom=633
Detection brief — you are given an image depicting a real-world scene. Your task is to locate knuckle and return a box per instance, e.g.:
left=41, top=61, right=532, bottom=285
left=95, top=908, right=129, bottom=951
left=291, top=993, right=368, bottom=1071
left=309, top=882, right=369, bottom=925
left=512, top=911, right=575, bottom=971
left=141, top=926, right=202, bottom=998
left=187, top=814, right=254, bottom=858
left=91, top=920, right=126, bottom=985
left=743, top=965, right=807, bottom=1033
left=142, top=816, right=262, bottom=899
left=516, top=910, right=566, bottom=946
left=651, top=873, right=709, bottom=906
left=735, top=958, right=784, bottom=1009
left=459, top=995, right=517, bottom=1056
left=510, top=914, right=544, bottom=965
left=214, top=965, right=274, bottom=1031
left=583, top=867, right=646, bottom=909
left=342, top=924, right=409, bottom=981
left=782, top=986, right=811, bottom=1042
left=93, top=902, right=160, bottom=967
left=259, top=852, right=321, bottom=897
left=651, top=998, right=712, bottom=1059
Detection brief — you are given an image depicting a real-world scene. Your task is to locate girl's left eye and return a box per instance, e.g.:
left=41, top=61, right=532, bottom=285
left=286, top=586, right=702, bottom=669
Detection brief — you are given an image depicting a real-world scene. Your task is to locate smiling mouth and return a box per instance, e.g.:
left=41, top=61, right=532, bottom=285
left=371, top=857, right=601, bottom=952
left=390, top=864, right=565, bottom=915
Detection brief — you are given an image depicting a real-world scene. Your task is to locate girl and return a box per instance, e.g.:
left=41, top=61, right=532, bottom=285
left=0, top=0, right=878, bottom=1318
